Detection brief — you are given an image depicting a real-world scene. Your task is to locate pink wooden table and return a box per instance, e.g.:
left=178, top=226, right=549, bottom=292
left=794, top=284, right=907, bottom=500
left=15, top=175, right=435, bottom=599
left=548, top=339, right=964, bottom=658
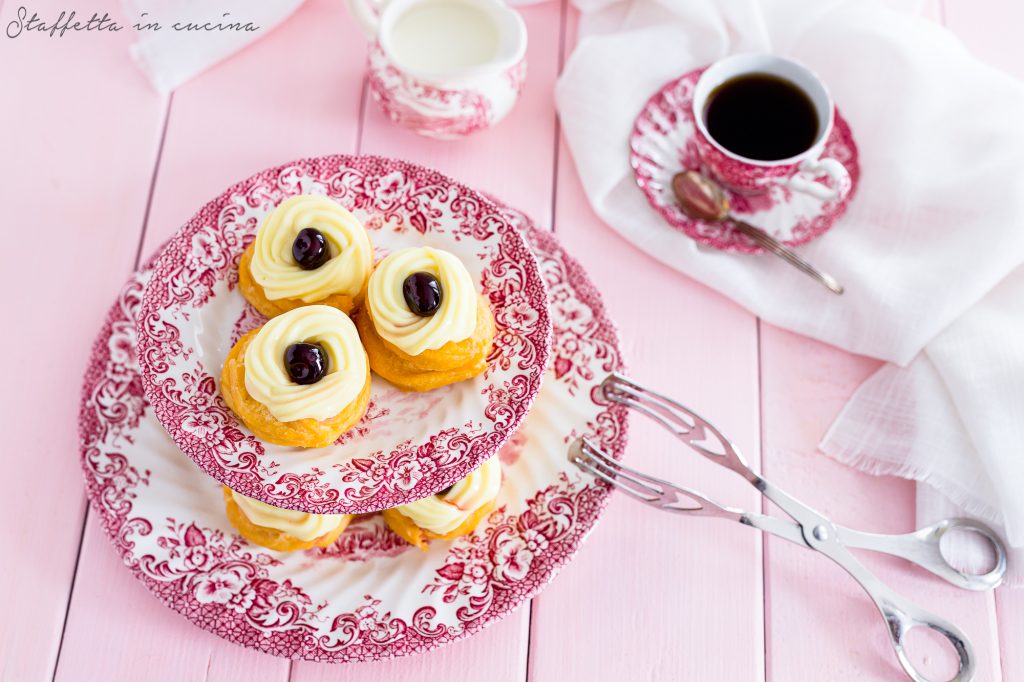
left=2, top=1, right=1021, bottom=680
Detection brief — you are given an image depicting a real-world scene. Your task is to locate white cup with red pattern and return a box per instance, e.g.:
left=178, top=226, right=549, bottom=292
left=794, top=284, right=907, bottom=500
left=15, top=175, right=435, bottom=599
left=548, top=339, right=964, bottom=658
left=692, top=54, right=851, bottom=200
left=348, top=0, right=527, bottom=140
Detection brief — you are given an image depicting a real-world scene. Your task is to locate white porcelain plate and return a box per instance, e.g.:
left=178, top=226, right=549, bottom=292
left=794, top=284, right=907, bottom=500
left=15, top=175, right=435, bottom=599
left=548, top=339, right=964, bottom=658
left=136, top=156, right=551, bottom=514
left=81, top=204, right=627, bottom=662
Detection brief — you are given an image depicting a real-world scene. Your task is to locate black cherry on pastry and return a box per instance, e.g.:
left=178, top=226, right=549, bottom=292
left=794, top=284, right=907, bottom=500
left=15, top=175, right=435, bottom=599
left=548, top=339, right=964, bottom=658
left=284, top=343, right=329, bottom=385
left=291, top=228, right=330, bottom=270
left=402, top=272, right=442, bottom=317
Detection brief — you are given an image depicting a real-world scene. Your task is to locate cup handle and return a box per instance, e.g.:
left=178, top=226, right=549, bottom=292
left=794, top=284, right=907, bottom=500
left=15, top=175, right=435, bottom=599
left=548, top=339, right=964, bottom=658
left=778, top=157, right=851, bottom=201
left=347, top=0, right=385, bottom=38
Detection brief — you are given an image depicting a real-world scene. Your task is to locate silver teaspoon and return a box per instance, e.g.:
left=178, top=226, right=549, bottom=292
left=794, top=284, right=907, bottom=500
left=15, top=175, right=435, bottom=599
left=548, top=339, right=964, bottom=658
left=672, top=170, right=844, bottom=295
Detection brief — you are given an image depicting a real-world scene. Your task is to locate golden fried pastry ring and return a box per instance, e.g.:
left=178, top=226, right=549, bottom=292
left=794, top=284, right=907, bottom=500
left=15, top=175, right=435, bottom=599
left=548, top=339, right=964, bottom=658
left=223, top=487, right=352, bottom=552
left=355, top=296, right=495, bottom=392
left=220, top=328, right=371, bottom=447
left=238, top=243, right=365, bottom=318
left=381, top=501, right=496, bottom=551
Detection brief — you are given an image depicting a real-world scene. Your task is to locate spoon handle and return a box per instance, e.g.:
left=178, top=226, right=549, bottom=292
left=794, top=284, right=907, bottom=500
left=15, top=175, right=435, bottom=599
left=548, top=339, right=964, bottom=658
left=728, top=218, right=844, bottom=295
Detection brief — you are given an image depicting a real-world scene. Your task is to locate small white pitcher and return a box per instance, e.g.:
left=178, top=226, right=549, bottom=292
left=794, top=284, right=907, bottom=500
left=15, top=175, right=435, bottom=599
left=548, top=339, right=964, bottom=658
left=348, top=0, right=528, bottom=139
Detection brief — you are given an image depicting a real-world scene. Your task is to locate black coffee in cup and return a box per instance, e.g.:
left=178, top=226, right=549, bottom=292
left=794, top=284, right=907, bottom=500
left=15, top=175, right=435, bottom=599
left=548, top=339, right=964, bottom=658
left=704, top=73, right=819, bottom=161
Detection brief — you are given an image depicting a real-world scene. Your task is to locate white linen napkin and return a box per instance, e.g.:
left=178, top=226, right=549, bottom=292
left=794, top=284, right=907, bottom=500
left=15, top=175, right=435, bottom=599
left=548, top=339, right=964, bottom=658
left=121, top=0, right=306, bottom=93
left=556, top=0, right=1024, bottom=581
left=820, top=266, right=1024, bottom=578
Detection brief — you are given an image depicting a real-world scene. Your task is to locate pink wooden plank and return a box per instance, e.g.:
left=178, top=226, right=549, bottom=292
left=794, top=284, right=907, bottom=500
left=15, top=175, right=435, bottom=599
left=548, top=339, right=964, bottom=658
left=291, top=614, right=528, bottom=682
left=996, top=589, right=1024, bottom=681
left=758, top=326, right=1002, bottom=681
left=293, top=3, right=565, bottom=680
left=56, top=0, right=367, bottom=679
left=526, top=8, right=766, bottom=679
left=0, top=0, right=165, bottom=679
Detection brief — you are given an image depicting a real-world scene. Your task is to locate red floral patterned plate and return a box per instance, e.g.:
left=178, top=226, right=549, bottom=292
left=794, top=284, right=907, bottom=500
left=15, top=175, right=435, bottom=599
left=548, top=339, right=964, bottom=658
left=629, top=68, right=860, bottom=253
left=81, top=207, right=626, bottom=662
left=136, top=156, right=551, bottom=515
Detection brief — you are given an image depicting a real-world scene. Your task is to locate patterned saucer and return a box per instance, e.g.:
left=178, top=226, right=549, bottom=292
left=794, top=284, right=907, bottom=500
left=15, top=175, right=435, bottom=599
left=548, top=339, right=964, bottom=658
left=629, top=68, right=860, bottom=253
left=81, top=205, right=626, bottom=662
left=136, top=156, right=551, bottom=515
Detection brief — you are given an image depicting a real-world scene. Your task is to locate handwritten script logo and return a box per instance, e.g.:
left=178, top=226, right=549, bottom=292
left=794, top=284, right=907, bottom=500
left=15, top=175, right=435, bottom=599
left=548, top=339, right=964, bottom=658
left=6, top=6, right=260, bottom=39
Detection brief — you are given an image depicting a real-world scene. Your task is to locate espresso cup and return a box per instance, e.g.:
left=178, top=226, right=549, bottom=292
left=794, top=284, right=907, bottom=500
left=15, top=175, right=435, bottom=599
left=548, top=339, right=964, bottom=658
left=691, top=54, right=851, bottom=201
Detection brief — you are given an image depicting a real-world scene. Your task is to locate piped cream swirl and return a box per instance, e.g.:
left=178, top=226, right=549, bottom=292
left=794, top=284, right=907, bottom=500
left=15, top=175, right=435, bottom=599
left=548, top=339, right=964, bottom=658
left=243, top=305, right=368, bottom=422
left=231, top=489, right=347, bottom=540
left=249, top=195, right=373, bottom=303
left=367, top=247, right=477, bottom=356
left=394, top=456, right=501, bottom=534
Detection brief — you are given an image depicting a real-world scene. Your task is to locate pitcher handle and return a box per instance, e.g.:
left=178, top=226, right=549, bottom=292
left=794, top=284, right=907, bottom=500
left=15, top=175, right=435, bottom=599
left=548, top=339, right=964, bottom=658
left=347, top=0, right=385, bottom=38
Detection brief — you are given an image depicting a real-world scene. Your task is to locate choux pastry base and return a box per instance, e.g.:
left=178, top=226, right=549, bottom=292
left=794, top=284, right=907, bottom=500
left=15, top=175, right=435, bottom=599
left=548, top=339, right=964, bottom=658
left=220, top=328, right=372, bottom=448
left=238, top=243, right=364, bottom=318
left=223, top=487, right=352, bottom=552
left=355, top=297, right=495, bottom=392
left=381, top=501, right=496, bottom=551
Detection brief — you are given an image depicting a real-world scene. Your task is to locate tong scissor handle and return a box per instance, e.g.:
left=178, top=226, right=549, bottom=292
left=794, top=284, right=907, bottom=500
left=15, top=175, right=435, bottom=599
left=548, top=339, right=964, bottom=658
left=600, top=373, right=761, bottom=486
left=839, top=518, right=1007, bottom=592
left=817, top=539, right=976, bottom=682
left=883, top=596, right=974, bottom=682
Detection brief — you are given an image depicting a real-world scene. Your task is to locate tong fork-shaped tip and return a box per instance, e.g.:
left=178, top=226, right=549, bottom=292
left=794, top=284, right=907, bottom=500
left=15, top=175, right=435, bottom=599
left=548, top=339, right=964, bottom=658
left=569, top=438, right=660, bottom=504
left=569, top=437, right=744, bottom=521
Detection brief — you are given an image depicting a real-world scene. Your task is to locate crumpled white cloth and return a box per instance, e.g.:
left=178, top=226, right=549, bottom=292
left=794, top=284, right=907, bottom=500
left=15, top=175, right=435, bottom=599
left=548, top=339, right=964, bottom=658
left=821, top=266, right=1024, bottom=580
left=556, top=0, right=1024, bottom=581
left=121, top=0, right=306, bottom=92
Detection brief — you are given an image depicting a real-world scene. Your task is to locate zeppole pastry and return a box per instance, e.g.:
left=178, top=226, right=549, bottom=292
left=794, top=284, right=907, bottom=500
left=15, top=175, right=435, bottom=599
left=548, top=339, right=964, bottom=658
left=220, top=305, right=371, bottom=447
left=239, top=194, right=373, bottom=317
left=223, top=486, right=352, bottom=552
left=356, top=246, right=495, bottom=392
left=382, top=455, right=501, bottom=550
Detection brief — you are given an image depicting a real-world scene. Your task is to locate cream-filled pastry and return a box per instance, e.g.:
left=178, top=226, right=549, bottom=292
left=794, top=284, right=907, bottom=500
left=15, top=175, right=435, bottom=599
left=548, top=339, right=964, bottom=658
left=223, top=486, right=352, bottom=551
left=243, top=306, right=367, bottom=422
left=381, top=455, right=502, bottom=549
left=239, top=195, right=373, bottom=317
left=367, top=247, right=478, bottom=355
left=220, top=305, right=372, bottom=447
left=356, top=247, right=495, bottom=392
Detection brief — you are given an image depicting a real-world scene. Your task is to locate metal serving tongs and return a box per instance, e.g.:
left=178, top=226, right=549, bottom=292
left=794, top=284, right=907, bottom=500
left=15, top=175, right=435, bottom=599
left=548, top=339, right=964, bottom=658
left=569, top=373, right=1008, bottom=682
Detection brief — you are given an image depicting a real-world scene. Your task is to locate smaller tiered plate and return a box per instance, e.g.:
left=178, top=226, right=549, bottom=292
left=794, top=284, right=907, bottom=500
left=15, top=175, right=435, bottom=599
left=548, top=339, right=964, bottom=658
left=136, top=156, right=551, bottom=514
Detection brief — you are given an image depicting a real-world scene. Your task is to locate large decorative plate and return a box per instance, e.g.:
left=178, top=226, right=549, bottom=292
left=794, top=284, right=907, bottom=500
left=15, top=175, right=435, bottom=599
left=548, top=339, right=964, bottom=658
left=630, top=68, right=860, bottom=253
left=136, top=156, right=551, bottom=514
left=81, top=205, right=626, bottom=662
